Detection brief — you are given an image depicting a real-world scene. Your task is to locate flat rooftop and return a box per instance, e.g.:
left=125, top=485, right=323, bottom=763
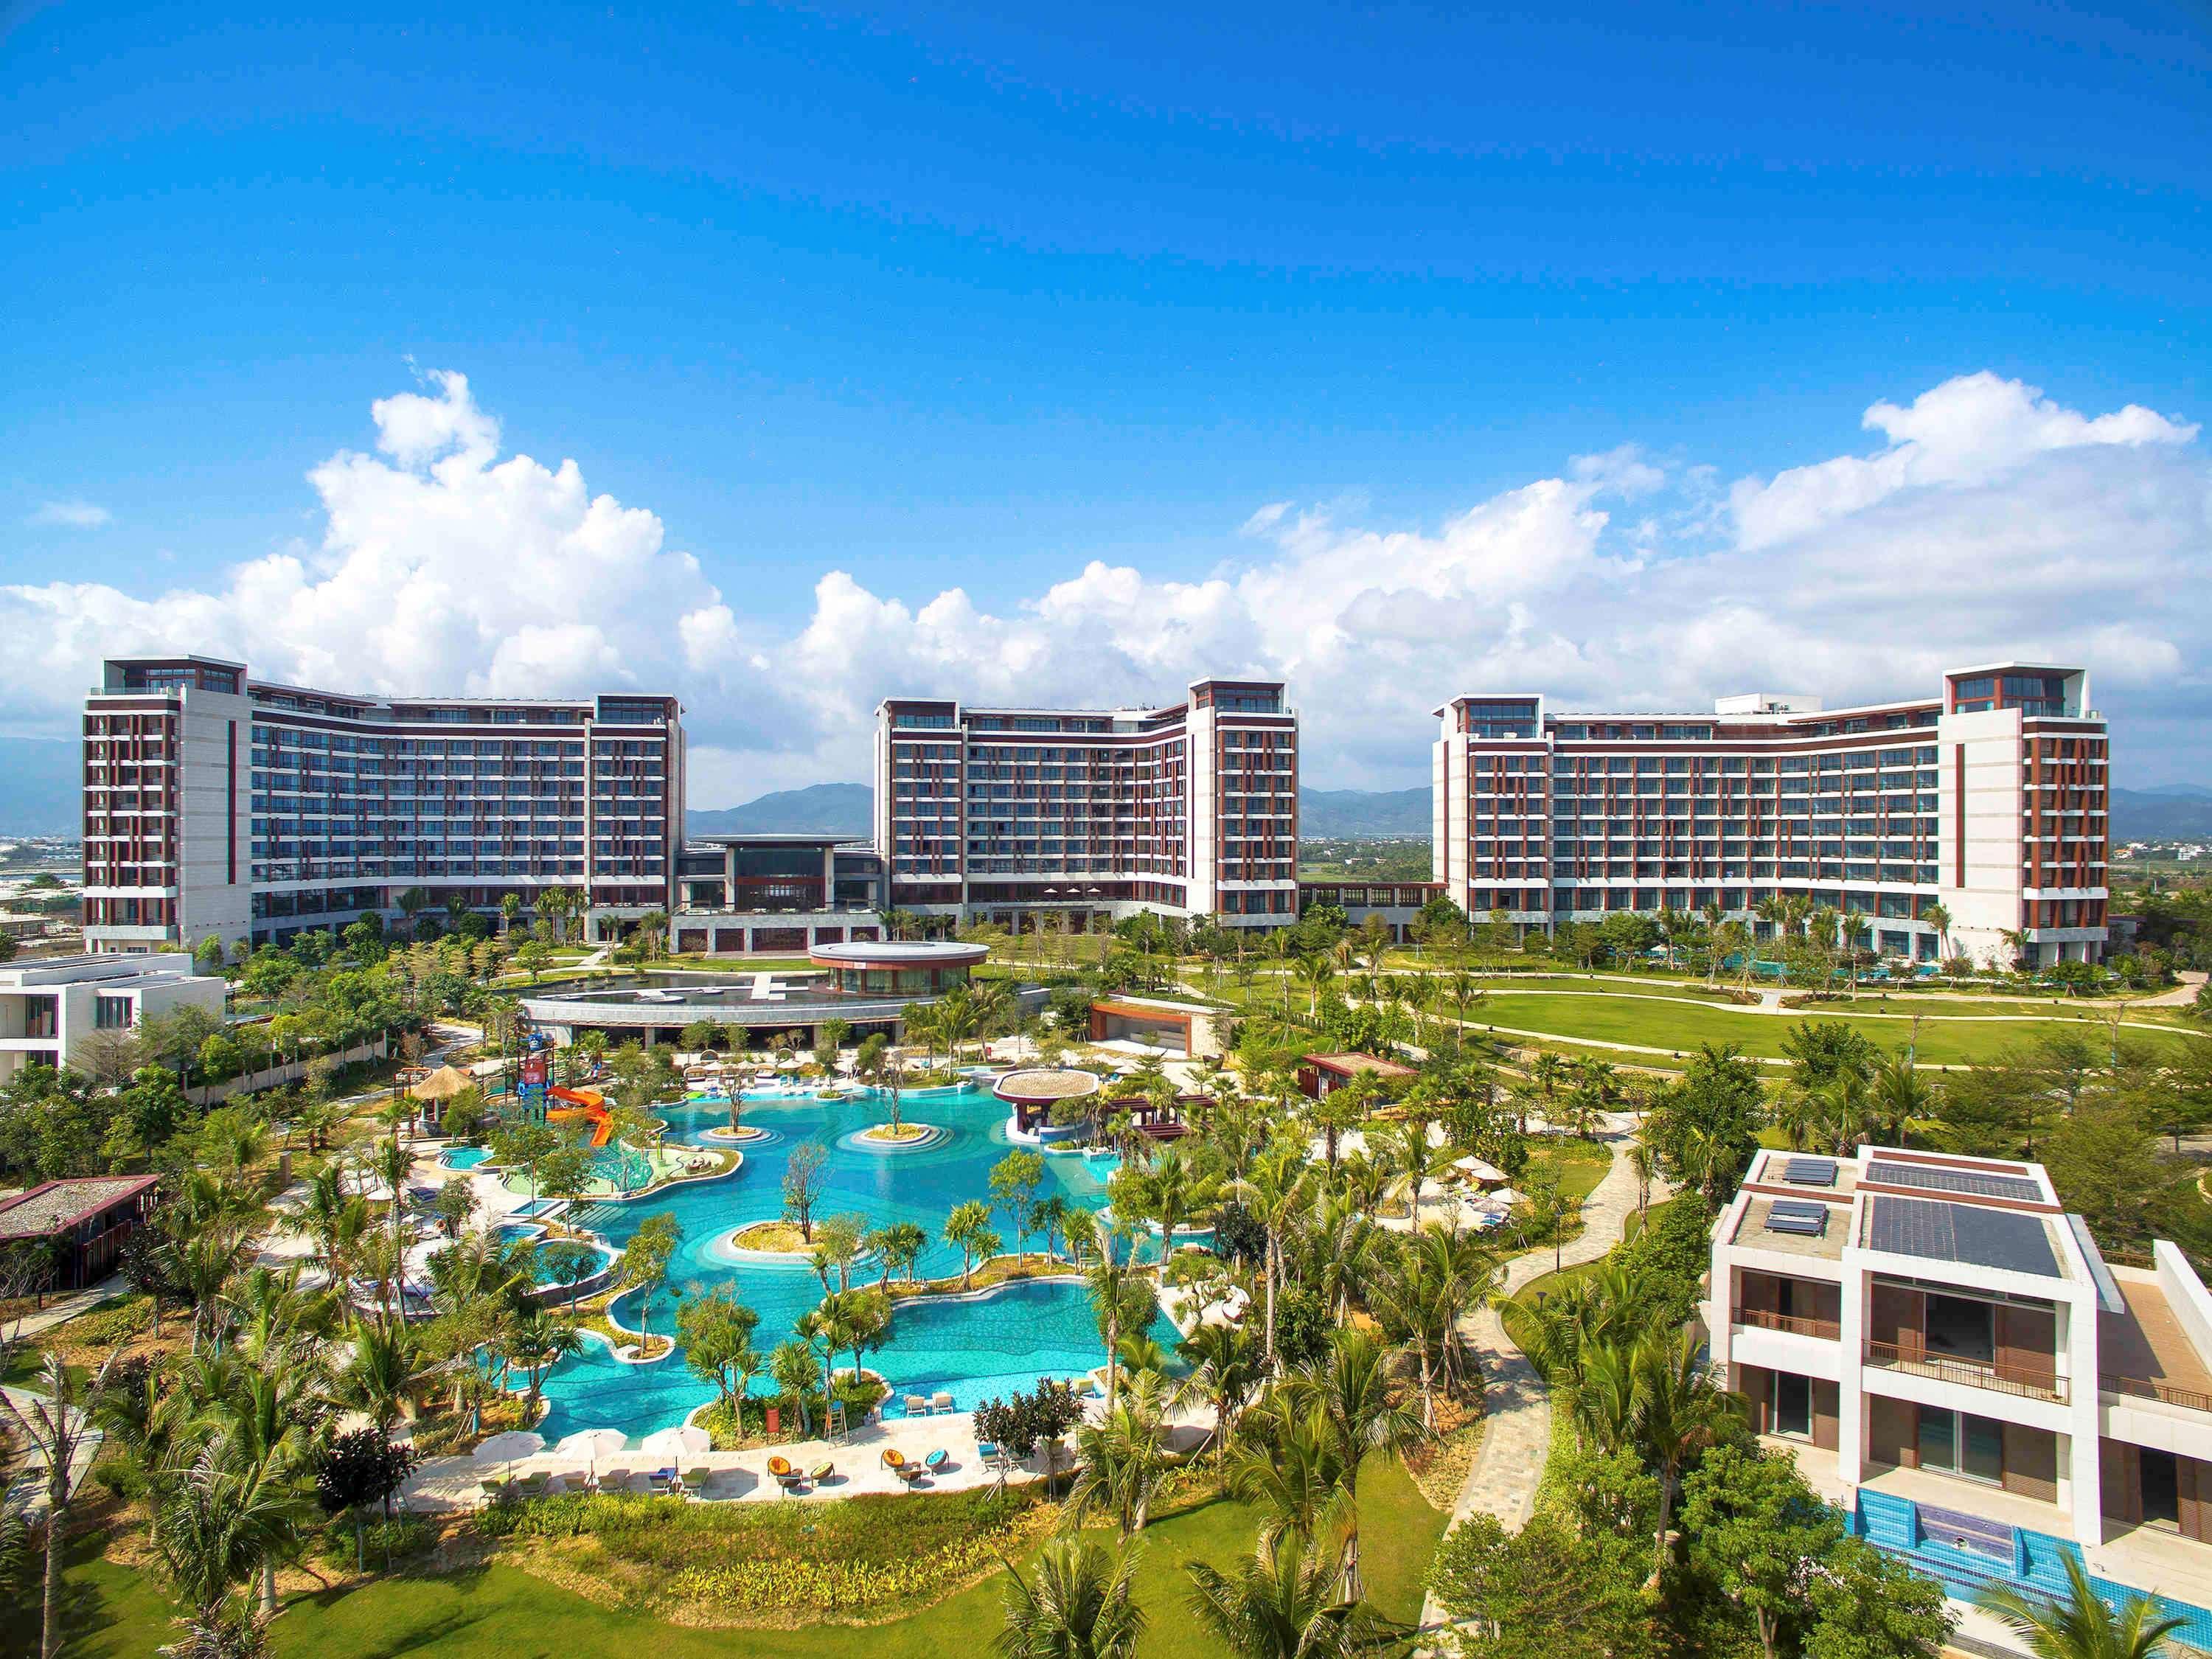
left=1731, top=1194, right=1848, bottom=1261
left=2101, top=1267, right=2212, bottom=1399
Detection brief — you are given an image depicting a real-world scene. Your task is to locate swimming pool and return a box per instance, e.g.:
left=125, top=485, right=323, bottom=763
left=439, top=1145, right=493, bottom=1170
left=531, top=1084, right=1179, bottom=1441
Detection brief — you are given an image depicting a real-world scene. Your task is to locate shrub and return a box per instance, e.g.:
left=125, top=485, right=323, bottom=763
left=318, top=1514, right=435, bottom=1568
left=64, top=1295, right=156, bottom=1346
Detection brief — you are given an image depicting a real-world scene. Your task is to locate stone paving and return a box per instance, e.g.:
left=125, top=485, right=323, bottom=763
left=1419, top=1112, right=1671, bottom=1629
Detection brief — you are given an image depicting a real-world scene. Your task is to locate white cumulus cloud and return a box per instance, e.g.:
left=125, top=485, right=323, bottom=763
left=2, top=368, right=2207, bottom=801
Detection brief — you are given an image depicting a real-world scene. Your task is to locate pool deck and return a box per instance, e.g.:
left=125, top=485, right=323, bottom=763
left=397, top=1391, right=1211, bottom=1512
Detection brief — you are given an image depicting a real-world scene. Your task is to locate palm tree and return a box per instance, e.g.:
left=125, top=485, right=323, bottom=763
left=1120, top=1146, right=1216, bottom=1280
left=1293, top=952, right=1336, bottom=1018
left=394, top=886, right=431, bottom=942
left=1976, top=1551, right=2184, bottom=1659
left=1625, top=1141, right=1656, bottom=1214
left=1920, top=900, right=1952, bottom=967
left=1632, top=1329, right=1745, bottom=1581
left=1063, top=1374, right=1169, bottom=1540
left=1281, top=1329, right=1427, bottom=1596
left=147, top=1443, right=304, bottom=1657
left=1228, top=1144, right=1312, bottom=1369
left=1185, top=1528, right=1408, bottom=1659
left=996, top=1537, right=1148, bottom=1659
left=1085, top=1234, right=1150, bottom=1411
left=504, top=1308, right=583, bottom=1425
left=1174, top=1321, right=1265, bottom=1467
left=5, top=1352, right=125, bottom=1659
left=1368, top=1225, right=1496, bottom=1428
left=1871, top=1053, right=1933, bottom=1144
left=337, top=1318, right=428, bottom=1513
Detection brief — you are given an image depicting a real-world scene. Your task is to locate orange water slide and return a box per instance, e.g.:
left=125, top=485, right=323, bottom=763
left=546, top=1086, right=614, bottom=1147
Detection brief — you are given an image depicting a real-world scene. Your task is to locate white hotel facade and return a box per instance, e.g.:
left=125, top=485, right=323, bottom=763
left=1433, top=663, right=2109, bottom=968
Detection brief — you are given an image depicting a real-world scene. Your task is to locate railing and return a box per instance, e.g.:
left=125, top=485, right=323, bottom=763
left=2101, top=1373, right=2212, bottom=1415
left=1733, top=1307, right=1841, bottom=1340
left=1864, top=1341, right=2067, bottom=1404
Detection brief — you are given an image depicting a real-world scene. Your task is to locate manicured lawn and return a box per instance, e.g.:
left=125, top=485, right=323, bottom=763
left=14, top=1458, right=1446, bottom=1658
left=1523, top=1135, right=1614, bottom=1206
left=1455, top=990, right=2201, bottom=1065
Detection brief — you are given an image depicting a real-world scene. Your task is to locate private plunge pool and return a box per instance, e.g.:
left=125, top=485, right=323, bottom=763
left=530, top=1083, right=1183, bottom=1442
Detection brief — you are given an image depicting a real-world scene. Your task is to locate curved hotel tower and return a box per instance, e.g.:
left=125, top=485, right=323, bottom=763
left=82, top=655, right=683, bottom=953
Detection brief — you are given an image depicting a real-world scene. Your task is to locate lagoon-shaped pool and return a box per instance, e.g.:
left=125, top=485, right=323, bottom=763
left=530, top=1084, right=1178, bottom=1441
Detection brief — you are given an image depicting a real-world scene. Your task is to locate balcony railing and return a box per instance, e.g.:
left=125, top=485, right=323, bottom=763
left=1863, top=1340, right=2067, bottom=1404
left=2100, top=1373, right=2212, bottom=1416
left=1732, top=1307, right=1840, bottom=1341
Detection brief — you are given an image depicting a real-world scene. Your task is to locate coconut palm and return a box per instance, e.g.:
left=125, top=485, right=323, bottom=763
left=1280, top=1329, right=1427, bottom=1596
left=1367, top=1225, right=1495, bottom=1428
left=1175, top=1320, right=1265, bottom=1467
left=1631, top=1329, right=1745, bottom=1579
left=1185, top=1528, right=1409, bottom=1659
left=1975, top=1551, right=2183, bottom=1659
left=1871, top=1053, right=1935, bottom=1144
left=1063, top=1373, right=1169, bottom=1540
left=1228, top=1144, right=1313, bottom=1368
left=1921, top=900, right=1952, bottom=966
left=996, top=1537, right=1148, bottom=1659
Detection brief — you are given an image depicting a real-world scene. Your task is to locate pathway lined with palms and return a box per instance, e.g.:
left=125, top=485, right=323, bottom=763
left=1419, top=1111, right=1668, bottom=1629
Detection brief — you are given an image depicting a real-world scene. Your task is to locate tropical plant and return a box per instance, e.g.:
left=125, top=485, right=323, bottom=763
left=996, top=1537, right=1148, bottom=1659
left=1185, top=1527, right=1409, bottom=1659
left=1975, top=1552, right=2184, bottom=1659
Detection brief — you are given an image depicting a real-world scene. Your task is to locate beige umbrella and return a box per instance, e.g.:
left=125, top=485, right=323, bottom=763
left=410, top=1065, right=475, bottom=1102
left=1452, top=1155, right=1505, bottom=1183
left=639, top=1425, right=710, bottom=1463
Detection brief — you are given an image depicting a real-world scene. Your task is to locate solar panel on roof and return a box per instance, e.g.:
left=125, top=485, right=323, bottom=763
left=1865, top=1195, right=2059, bottom=1276
left=1784, top=1157, right=1838, bottom=1187
left=1763, top=1199, right=1829, bottom=1237
left=1864, top=1160, right=2040, bottom=1204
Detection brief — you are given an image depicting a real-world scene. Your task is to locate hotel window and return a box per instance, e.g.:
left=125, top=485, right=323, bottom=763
left=1772, top=1371, right=1812, bottom=1439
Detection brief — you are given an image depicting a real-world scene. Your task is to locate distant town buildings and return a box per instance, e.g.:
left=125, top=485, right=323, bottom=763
left=1434, top=664, right=2110, bottom=967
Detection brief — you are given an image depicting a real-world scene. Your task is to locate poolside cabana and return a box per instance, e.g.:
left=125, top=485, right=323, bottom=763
left=995, top=1068, right=1103, bottom=1142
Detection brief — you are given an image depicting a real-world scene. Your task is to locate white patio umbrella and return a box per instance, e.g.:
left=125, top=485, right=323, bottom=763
left=1486, top=1187, right=1523, bottom=1210
left=1452, top=1155, right=1505, bottom=1183
left=554, top=1428, right=627, bottom=1472
left=473, top=1430, right=545, bottom=1461
left=639, top=1425, right=710, bottom=1463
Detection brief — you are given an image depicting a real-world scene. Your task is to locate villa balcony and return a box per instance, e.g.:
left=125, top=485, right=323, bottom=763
left=1864, top=1340, right=2067, bottom=1405
left=1733, top=1307, right=1840, bottom=1341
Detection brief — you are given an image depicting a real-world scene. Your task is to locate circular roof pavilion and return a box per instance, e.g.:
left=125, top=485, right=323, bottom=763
left=808, top=938, right=989, bottom=996
left=994, top=1067, right=1104, bottom=1136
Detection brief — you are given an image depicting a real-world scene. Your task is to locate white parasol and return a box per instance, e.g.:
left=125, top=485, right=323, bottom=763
left=473, top=1430, right=546, bottom=1461
left=639, top=1425, right=712, bottom=1463
left=554, top=1427, right=628, bottom=1470
left=1452, top=1155, right=1505, bottom=1183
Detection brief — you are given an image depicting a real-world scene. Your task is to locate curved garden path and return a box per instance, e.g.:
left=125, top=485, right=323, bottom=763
left=1419, top=1112, right=1671, bottom=1630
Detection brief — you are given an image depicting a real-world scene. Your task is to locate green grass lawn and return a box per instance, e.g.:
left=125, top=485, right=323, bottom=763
left=1524, top=1134, right=1614, bottom=1205
left=1453, top=989, right=2201, bottom=1065
left=13, top=1460, right=1445, bottom=1658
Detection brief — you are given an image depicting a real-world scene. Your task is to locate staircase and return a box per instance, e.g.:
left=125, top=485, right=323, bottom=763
left=564, top=1203, right=622, bottom=1234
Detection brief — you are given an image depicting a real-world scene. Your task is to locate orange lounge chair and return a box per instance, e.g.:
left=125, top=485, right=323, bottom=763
left=880, top=1448, right=923, bottom=1484
left=767, top=1455, right=804, bottom=1492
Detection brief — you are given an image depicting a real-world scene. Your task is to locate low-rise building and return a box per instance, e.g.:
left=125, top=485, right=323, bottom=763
left=671, top=833, right=887, bottom=955
left=0, top=1175, right=159, bottom=1289
left=1707, top=1144, right=2212, bottom=1634
left=0, top=952, right=227, bottom=1085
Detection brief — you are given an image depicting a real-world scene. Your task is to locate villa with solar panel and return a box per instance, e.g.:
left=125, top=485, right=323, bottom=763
left=1707, top=1145, right=2212, bottom=1643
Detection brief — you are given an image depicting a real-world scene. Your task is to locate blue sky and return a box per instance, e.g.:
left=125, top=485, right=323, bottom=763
left=4, top=0, right=2209, bottom=813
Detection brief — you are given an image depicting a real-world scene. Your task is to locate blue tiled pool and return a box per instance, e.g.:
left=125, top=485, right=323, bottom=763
left=532, top=1084, right=1177, bottom=1441
left=439, top=1145, right=493, bottom=1170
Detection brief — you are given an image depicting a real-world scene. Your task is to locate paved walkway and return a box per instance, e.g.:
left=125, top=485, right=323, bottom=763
left=1419, top=1112, right=1671, bottom=1630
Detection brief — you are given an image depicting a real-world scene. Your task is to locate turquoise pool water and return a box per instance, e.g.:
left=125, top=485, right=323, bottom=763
left=439, top=1145, right=492, bottom=1169
left=531, top=1084, right=1178, bottom=1441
